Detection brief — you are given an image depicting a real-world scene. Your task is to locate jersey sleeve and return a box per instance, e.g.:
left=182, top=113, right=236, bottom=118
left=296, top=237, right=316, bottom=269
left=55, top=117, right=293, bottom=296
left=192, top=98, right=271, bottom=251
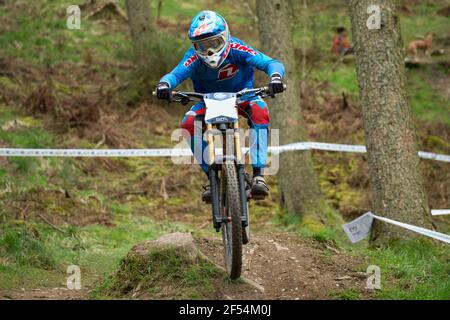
left=159, top=48, right=199, bottom=88
left=232, top=41, right=285, bottom=78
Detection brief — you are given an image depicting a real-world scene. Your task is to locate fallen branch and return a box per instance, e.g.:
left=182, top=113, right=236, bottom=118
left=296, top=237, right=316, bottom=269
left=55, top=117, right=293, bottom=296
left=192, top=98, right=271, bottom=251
left=37, top=214, right=68, bottom=235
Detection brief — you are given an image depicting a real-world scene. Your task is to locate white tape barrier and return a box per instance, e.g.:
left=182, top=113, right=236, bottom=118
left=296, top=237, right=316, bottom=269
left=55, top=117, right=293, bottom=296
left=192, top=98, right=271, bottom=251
left=0, top=148, right=191, bottom=158
left=343, top=212, right=450, bottom=244
left=418, top=151, right=450, bottom=163
left=431, top=210, right=450, bottom=216
left=0, top=141, right=449, bottom=162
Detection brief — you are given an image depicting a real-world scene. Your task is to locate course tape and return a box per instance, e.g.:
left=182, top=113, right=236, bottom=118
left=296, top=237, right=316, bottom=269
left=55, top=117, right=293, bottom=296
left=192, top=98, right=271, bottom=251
left=0, top=148, right=191, bottom=157
left=431, top=209, right=450, bottom=216
left=343, top=211, right=450, bottom=244
left=371, top=213, right=450, bottom=244
left=0, top=142, right=449, bottom=162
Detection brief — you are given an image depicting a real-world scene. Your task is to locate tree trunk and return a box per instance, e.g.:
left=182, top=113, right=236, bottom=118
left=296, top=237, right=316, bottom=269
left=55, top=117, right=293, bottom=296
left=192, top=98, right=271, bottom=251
left=157, top=0, right=163, bottom=21
left=348, top=0, right=433, bottom=246
left=125, top=0, right=155, bottom=67
left=256, top=0, right=334, bottom=228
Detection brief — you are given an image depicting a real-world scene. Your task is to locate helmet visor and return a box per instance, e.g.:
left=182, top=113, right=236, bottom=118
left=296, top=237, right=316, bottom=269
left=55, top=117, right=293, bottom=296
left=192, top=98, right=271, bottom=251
left=193, top=36, right=226, bottom=55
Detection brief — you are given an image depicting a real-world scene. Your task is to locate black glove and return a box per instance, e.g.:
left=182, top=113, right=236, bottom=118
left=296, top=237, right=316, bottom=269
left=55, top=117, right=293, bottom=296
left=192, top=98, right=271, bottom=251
left=155, top=82, right=171, bottom=100
left=268, top=74, right=285, bottom=97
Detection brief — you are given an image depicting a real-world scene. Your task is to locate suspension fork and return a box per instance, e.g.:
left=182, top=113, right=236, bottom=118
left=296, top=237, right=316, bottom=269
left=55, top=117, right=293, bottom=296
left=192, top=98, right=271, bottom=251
left=234, top=122, right=248, bottom=227
left=207, top=123, right=222, bottom=231
left=207, top=122, right=248, bottom=230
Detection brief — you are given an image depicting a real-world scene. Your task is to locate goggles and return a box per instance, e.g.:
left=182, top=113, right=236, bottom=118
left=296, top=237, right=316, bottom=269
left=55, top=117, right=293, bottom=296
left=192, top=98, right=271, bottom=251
left=193, top=35, right=226, bottom=55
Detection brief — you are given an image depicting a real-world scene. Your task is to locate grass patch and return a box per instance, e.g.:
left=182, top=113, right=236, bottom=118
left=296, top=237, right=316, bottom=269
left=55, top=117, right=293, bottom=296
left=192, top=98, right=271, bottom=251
left=0, top=109, right=55, bottom=188
left=329, top=288, right=360, bottom=300
left=0, top=215, right=191, bottom=292
left=408, top=70, right=450, bottom=125
left=92, top=247, right=220, bottom=299
left=272, top=210, right=340, bottom=244
left=367, top=240, right=450, bottom=300
left=0, top=1, right=131, bottom=66
left=0, top=224, right=56, bottom=269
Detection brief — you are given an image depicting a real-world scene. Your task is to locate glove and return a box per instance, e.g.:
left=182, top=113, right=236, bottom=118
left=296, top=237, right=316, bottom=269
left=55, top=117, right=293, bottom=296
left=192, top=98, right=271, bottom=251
left=268, top=74, right=285, bottom=97
left=155, top=82, right=171, bottom=100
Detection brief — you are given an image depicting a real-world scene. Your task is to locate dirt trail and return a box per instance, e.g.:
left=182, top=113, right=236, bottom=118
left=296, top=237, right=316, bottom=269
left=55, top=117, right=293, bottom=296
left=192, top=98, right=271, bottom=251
left=0, top=288, right=88, bottom=300
left=196, top=233, right=372, bottom=300
left=1, top=232, right=373, bottom=300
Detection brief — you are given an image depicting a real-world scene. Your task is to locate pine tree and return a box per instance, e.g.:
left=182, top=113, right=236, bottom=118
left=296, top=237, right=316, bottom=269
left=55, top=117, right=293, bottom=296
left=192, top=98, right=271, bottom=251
left=348, top=0, right=433, bottom=245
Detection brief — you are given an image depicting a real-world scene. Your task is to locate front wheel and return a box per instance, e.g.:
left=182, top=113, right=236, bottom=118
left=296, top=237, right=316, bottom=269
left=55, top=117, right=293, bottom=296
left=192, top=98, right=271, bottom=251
left=221, top=163, right=242, bottom=279
left=242, top=202, right=250, bottom=245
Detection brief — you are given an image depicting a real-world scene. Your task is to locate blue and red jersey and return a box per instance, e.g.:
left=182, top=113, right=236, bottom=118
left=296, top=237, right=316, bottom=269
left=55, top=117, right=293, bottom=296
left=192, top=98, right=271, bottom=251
left=160, top=36, right=285, bottom=93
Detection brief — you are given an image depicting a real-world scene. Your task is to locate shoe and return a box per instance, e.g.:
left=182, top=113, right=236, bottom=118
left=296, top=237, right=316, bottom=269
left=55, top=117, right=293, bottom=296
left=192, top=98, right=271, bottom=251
left=202, top=184, right=211, bottom=203
left=251, top=176, right=269, bottom=199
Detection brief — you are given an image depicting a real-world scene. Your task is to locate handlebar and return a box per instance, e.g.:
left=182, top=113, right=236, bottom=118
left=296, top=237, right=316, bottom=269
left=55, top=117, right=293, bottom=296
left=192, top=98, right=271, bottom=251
left=152, top=84, right=287, bottom=105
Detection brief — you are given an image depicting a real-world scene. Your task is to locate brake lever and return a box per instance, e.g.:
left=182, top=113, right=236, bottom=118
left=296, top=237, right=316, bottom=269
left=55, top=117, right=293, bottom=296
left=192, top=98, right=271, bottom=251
left=180, top=96, right=191, bottom=106
left=171, top=93, right=192, bottom=106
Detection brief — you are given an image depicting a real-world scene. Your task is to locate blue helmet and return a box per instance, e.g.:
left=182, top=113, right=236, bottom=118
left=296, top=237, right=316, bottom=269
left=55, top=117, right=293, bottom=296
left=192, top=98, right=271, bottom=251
left=188, top=11, right=230, bottom=69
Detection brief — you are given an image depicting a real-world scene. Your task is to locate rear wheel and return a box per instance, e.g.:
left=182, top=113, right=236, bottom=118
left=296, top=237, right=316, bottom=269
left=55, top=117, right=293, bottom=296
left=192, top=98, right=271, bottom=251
left=221, top=163, right=242, bottom=279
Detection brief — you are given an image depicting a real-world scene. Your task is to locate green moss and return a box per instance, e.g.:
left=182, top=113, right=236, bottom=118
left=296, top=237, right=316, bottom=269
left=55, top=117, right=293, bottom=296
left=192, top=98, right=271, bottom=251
left=425, top=135, right=450, bottom=151
left=317, top=156, right=366, bottom=216
left=0, top=76, right=18, bottom=90
left=302, top=215, right=326, bottom=233
left=273, top=209, right=342, bottom=244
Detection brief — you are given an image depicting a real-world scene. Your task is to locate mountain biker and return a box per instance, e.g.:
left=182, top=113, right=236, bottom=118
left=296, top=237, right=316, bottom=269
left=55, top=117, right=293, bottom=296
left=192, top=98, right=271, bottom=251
left=155, top=10, right=285, bottom=203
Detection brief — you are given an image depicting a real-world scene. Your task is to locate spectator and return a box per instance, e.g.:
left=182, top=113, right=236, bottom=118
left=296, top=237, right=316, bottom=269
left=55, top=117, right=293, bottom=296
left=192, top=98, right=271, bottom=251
left=331, top=27, right=353, bottom=55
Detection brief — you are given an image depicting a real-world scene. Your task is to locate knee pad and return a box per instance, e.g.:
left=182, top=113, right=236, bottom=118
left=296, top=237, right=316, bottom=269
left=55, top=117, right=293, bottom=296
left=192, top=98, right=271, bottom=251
left=250, top=100, right=270, bottom=125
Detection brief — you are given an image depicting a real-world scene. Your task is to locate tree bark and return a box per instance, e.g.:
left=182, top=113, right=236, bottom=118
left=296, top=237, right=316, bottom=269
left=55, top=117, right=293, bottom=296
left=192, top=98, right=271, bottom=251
left=125, top=0, right=155, bottom=67
left=256, top=0, right=333, bottom=228
left=348, top=0, right=433, bottom=246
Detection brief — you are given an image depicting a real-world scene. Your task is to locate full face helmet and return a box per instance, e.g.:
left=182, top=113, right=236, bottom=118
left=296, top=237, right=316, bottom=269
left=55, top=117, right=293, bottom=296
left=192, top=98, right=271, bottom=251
left=188, top=11, right=230, bottom=69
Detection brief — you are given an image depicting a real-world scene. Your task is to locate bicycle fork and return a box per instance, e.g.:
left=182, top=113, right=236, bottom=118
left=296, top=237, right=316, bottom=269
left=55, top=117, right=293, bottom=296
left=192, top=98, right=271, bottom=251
left=206, top=123, right=249, bottom=232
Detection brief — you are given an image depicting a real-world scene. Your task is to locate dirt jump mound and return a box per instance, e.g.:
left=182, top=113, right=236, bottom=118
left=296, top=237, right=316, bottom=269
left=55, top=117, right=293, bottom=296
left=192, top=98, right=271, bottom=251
left=96, top=233, right=263, bottom=299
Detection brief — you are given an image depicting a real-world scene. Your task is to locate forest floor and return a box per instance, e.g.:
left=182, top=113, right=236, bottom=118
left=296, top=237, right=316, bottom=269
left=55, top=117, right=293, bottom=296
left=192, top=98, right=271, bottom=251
left=1, top=232, right=372, bottom=300
left=0, top=0, right=449, bottom=300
